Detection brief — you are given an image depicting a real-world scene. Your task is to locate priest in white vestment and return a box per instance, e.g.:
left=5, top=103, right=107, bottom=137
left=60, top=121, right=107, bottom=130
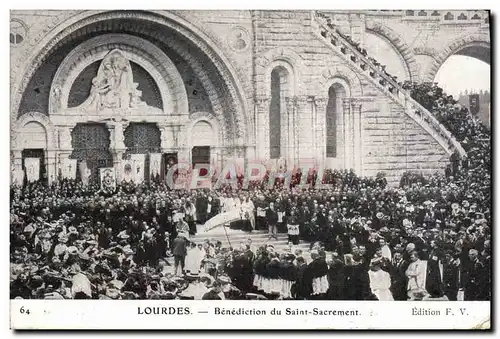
left=405, top=251, right=428, bottom=300
left=185, top=243, right=205, bottom=275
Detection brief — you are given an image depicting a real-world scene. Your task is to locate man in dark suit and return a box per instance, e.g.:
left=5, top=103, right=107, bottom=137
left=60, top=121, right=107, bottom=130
left=389, top=252, right=408, bottom=300
left=292, top=256, right=308, bottom=300
left=426, top=240, right=445, bottom=297
left=172, top=235, right=188, bottom=276
left=464, top=249, right=487, bottom=300
left=266, top=202, right=278, bottom=240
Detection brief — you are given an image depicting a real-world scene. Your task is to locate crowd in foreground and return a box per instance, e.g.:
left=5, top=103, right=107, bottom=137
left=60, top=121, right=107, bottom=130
left=10, top=80, right=491, bottom=300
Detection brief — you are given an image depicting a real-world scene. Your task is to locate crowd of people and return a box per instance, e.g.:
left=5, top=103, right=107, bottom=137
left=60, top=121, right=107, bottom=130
left=11, top=33, right=491, bottom=301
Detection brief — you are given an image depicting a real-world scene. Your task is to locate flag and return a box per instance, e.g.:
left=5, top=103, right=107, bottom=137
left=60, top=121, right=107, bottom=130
left=130, top=154, right=145, bottom=183
left=24, top=158, right=40, bottom=182
left=99, top=167, right=116, bottom=194
left=150, top=153, right=162, bottom=180
left=469, top=94, right=480, bottom=115
left=62, top=158, right=77, bottom=179
left=79, top=160, right=92, bottom=186
left=120, top=158, right=134, bottom=183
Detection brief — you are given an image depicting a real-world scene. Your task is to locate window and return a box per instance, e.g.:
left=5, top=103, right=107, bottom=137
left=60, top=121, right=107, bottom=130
left=326, top=83, right=346, bottom=158
left=10, top=20, right=26, bottom=46
left=269, top=68, right=283, bottom=159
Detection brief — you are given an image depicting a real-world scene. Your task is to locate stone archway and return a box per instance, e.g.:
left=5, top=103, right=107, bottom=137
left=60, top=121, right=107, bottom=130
left=12, top=111, right=56, bottom=151
left=188, top=112, right=222, bottom=168
left=365, top=21, right=419, bottom=81
left=11, top=10, right=251, bottom=147
left=319, top=63, right=363, bottom=97
left=12, top=111, right=58, bottom=184
left=425, top=33, right=491, bottom=82
left=50, top=34, right=188, bottom=115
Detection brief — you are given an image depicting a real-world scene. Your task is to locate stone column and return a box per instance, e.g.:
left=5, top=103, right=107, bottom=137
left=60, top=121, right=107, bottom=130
left=105, top=121, right=128, bottom=180
left=255, top=97, right=270, bottom=160
left=352, top=101, right=363, bottom=175
left=46, top=150, right=57, bottom=185
left=11, top=149, right=23, bottom=186
left=314, top=97, right=328, bottom=169
left=157, top=122, right=173, bottom=153
left=295, top=96, right=314, bottom=165
left=285, top=96, right=297, bottom=167
left=342, top=98, right=353, bottom=170
left=349, top=13, right=366, bottom=48
left=176, top=125, right=190, bottom=165
left=56, top=126, right=74, bottom=182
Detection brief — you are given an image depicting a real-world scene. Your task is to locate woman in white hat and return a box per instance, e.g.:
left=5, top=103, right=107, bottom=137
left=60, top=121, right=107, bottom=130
left=368, top=256, right=393, bottom=301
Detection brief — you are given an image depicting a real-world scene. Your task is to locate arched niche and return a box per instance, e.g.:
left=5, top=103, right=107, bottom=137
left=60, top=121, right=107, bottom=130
left=49, top=34, right=188, bottom=115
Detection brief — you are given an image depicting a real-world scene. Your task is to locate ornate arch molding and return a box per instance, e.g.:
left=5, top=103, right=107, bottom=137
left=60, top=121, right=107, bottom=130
left=50, top=34, right=189, bottom=115
left=12, top=111, right=56, bottom=150
left=11, top=10, right=250, bottom=145
left=188, top=111, right=223, bottom=147
left=425, top=33, right=491, bottom=82
left=413, top=46, right=439, bottom=60
left=365, top=21, right=418, bottom=81
left=256, top=47, right=305, bottom=97
left=319, top=63, right=362, bottom=97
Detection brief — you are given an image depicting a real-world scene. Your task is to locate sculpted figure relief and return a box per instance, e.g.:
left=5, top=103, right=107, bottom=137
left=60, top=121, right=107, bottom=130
left=79, top=49, right=146, bottom=112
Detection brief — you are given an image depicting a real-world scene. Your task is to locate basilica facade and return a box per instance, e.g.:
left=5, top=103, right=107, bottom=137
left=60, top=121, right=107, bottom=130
left=10, top=10, right=489, bottom=185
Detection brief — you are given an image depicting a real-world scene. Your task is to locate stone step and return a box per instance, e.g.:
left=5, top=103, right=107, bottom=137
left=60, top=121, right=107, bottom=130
left=190, top=234, right=291, bottom=242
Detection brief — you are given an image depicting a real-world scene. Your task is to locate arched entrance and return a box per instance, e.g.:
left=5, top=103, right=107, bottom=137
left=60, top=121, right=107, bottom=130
left=188, top=113, right=221, bottom=173
left=431, top=36, right=490, bottom=126
left=12, top=11, right=252, bottom=185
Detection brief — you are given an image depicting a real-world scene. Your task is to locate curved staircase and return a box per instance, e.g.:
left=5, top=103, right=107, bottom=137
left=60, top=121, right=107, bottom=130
left=312, top=11, right=466, bottom=159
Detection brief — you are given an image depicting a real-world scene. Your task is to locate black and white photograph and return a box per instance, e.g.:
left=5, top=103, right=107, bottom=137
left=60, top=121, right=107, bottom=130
left=8, top=6, right=492, bottom=330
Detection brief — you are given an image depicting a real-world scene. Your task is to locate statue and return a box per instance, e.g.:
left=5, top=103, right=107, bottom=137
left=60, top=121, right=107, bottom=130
left=78, top=49, right=146, bottom=112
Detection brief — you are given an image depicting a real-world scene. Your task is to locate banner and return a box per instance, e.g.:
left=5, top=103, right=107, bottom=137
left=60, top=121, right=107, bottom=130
left=79, top=161, right=92, bottom=186
left=12, top=169, right=24, bottom=186
left=61, top=158, right=77, bottom=180
left=24, top=158, right=40, bottom=183
left=469, top=94, right=480, bottom=115
left=149, top=153, right=162, bottom=181
left=120, top=159, right=134, bottom=183
left=203, top=209, right=241, bottom=232
left=99, top=167, right=116, bottom=194
left=130, top=154, right=145, bottom=183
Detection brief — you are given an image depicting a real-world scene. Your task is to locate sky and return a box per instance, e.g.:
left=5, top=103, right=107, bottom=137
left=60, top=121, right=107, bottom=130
left=434, top=55, right=490, bottom=99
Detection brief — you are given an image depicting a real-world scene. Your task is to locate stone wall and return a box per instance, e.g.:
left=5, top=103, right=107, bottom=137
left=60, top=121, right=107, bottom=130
left=11, top=10, right=485, bottom=185
left=361, top=100, right=449, bottom=184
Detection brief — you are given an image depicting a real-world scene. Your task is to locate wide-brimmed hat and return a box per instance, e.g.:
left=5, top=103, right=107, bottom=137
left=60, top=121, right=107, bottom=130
left=57, top=234, right=68, bottom=243
left=67, top=246, right=79, bottom=255
left=23, top=225, right=35, bottom=234
left=78, top=252, right=90, bottom=261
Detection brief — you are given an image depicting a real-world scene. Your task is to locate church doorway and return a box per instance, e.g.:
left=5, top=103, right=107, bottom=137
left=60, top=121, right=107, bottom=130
left=192, top=146, right=210, bottom=174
